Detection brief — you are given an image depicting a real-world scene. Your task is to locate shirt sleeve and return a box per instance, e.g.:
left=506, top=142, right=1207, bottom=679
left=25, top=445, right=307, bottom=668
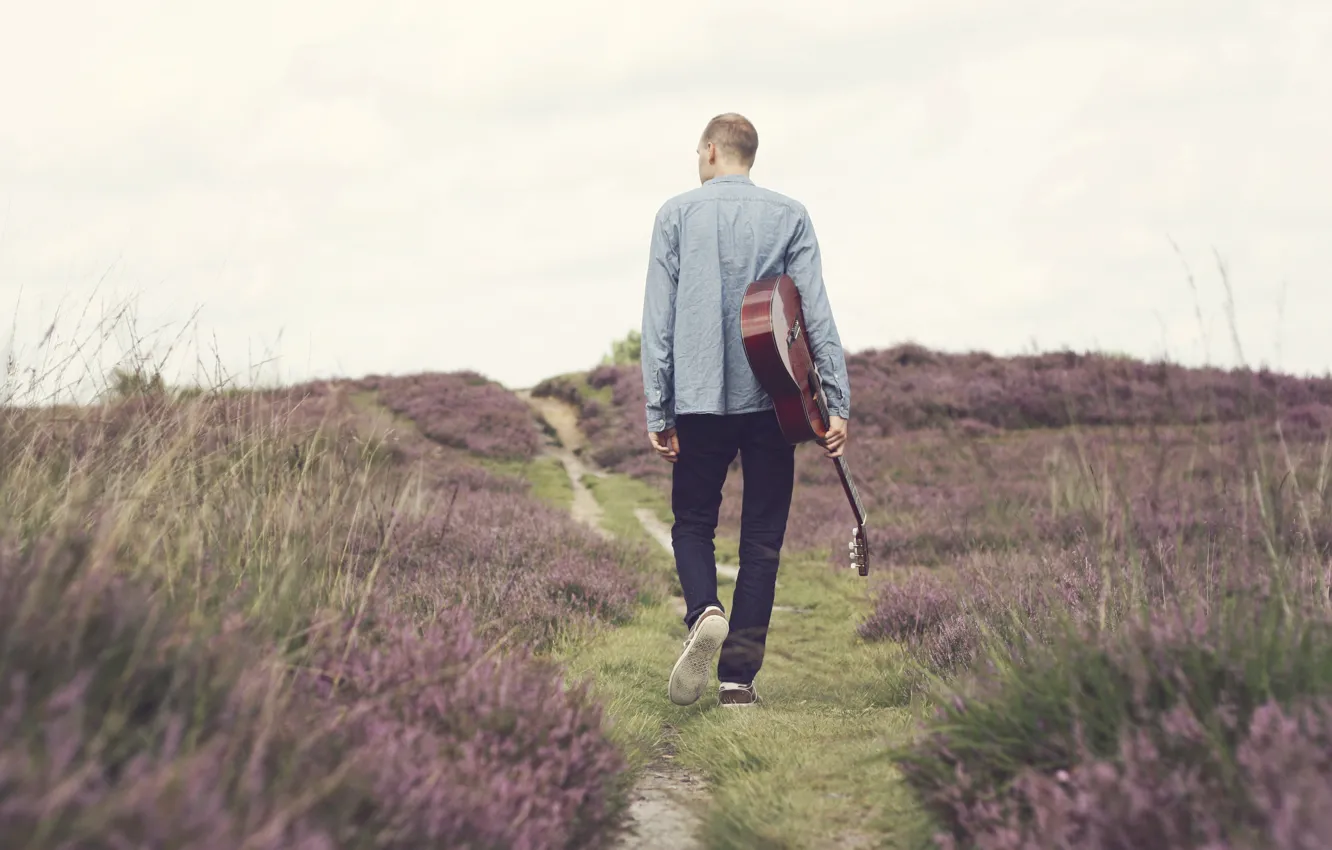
left=785, top=207, right=851, bottom=419
left=641, top=206, right=679, bottom=432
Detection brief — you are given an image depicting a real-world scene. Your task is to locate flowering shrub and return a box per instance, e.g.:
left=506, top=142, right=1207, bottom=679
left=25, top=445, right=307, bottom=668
left=0, top=535, right=630, bottom=849
left=846, top=344, right=1332, bottom=437
left=0, top=533, right=341, bottom=848
left=858, top=570, right=962, bottom=642
left=530, top=373, right=586, bottom=407
left=296, top=608, right=629, bottom=849
left=0, top=373, right=640, bottom=848
left=521, top=347, right=1332, bottom=848
left=356, top=371, right=543, bottom=461
left=898, top=600, right=1332, bottom=849
left=539, top=347, right=1332, bottom=477
left=917, top=698, right=1332, bottom=850
left=535, top=353, right=1332, bottom=572
left=357, top=488, right=641, bottom=648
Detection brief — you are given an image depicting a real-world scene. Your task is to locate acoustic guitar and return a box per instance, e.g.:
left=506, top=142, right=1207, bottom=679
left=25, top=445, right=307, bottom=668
left=740, top=274, right=870, bottom=576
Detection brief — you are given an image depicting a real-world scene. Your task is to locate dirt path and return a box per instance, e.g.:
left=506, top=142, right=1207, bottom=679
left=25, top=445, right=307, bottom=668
left=518, top=389, right=706, bottom=850
left=616, top=752, right=708, bottom=849
left=517, top=390, right=610, bottom=540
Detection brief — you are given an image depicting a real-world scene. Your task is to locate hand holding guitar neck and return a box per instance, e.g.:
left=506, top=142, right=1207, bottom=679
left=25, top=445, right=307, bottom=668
left=820, top=415, right=848, bottom=458
left=739, top=274, right=870, bottom=577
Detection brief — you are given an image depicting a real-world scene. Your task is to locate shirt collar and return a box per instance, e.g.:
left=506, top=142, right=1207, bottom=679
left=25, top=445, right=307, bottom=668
left=706, top=174, right=753, bottom=185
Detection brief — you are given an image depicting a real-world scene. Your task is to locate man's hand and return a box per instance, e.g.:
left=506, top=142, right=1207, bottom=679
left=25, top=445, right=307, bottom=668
left=819, top=416, right=848, bottom=458
left=649, top=427, right=680, bottom=463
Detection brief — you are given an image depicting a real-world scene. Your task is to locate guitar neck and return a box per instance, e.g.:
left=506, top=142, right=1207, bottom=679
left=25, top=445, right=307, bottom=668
left=832, top=454, right=867, bottom=527
left=811, top=372, right=867, bottom=528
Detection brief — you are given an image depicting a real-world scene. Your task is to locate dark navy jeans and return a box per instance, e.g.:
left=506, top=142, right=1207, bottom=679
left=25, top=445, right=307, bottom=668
left=671, top=410, right=795, bottom=685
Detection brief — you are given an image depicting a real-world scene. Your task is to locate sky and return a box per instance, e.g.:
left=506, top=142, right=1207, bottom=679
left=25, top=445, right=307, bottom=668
left=2, top=0, right=1329, bottom=403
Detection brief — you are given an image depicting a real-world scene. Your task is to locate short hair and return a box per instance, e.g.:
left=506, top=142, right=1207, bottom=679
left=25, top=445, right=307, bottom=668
left=701, top=113, right=758, bottom=166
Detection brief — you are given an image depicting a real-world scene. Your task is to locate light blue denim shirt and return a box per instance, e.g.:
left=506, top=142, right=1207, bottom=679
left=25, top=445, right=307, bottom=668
left=640, top=174, right=851, bottom=432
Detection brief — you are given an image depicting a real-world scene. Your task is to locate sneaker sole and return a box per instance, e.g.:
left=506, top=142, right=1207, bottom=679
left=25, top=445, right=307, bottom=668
left=668, top=615, right=729, bottom=706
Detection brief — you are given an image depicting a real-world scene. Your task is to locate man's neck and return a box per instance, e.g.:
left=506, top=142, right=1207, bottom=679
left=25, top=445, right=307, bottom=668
left=710, top=168, right=751, bottom=181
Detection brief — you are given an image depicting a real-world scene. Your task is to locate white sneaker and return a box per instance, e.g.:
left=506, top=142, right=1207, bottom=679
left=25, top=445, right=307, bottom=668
left=668, top=605, right=729, bottom=706
left=718, top=682, right=758, bottom=707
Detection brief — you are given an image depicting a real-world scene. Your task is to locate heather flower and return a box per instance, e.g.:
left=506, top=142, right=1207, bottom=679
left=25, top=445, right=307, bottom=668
left=552, top=353, right=1332, bottom=559
left=898, top=600, right=1332, bottom=849
left=0, top=369, right=640, bottom=849
left=296, top=607, right=630, bottom=849
left=858, top=571, right=961, bottom=643
left=922, top=699, right=1332, bottom=849
left=357, top=371, right=543, bottom=461
left=527, top=351, right=1332, bottom=850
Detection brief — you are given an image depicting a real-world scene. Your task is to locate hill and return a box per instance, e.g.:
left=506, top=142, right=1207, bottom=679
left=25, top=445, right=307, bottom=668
left=534, top=343, right=1332, bottom=556
left=540, top=344, right=1332, bottom=849
left=5, top=342, right=1332, bottom=849
left=0, top=372, right=653, bottom=849
left=538, top=343, right=1332, bottom=472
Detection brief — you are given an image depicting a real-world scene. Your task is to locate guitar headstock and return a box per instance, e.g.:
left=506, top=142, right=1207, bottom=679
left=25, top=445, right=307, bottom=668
left=847, top=525, right=869, bottom=577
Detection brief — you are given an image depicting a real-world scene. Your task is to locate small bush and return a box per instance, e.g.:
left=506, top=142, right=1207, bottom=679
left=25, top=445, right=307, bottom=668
left=847, top=345, right=1332, bottom=437
left=530, top=374, right=585, bottom=407
left=357, top=371, right=542, bottom=461
left=895, top=595, right=1332, bottom=849
left=362, top=488, right=641, bottom=648
left=859, top=574, right=949, bottom=642
left=295, top=607, right=630, bottom=849
left=0, top=535, right=630, bottom=849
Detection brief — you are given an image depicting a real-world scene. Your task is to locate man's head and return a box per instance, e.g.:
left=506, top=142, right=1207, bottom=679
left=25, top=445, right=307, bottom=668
left=696, top=113, right=758, bottom=184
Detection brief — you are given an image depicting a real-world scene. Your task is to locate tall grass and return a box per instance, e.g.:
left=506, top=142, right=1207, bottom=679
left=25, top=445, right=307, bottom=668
left=548, top=324, right=1332, bottom=847
left=0, top=366, right=643, bottom=847
left=861, top=404, right=1332, bottom=847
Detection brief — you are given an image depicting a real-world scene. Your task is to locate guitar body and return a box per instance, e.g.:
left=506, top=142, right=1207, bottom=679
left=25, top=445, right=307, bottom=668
left=740, top=274, right=871, bottom=576
left=739, top=276, right=828, bottom=444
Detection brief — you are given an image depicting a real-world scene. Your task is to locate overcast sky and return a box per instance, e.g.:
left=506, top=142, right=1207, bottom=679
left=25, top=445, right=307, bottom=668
left=2, top=0, right=1329, bottom=402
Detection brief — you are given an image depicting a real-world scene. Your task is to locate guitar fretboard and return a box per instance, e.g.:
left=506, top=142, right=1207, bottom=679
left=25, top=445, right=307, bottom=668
left=835, top=456, right=866, bottom=522
left=810, top=370, right=867, bottom=527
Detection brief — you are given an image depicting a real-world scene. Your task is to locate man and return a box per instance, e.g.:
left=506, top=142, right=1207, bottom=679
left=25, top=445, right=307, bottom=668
left=640, top=113, right=851, bottom=708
